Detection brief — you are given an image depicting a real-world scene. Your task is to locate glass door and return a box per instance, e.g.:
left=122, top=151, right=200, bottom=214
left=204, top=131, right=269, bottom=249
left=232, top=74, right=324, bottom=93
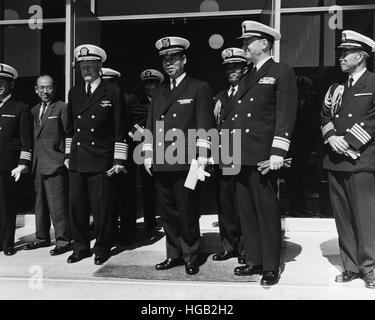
left=68, top=0, right=101, bottom=91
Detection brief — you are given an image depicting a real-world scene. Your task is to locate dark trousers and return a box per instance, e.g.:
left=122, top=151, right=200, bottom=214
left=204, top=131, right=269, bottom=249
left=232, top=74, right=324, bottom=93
left=113, top=169, right=137, bottom=239
left=34, top=168, right=70, bottom=246
left=0, top=171, right=17, bottom=250
left=328, top=171, right=375, bottom=275
left=113, top=146, right=137, bottom=239
left=235, top=166, right=281, bottom=271
left=69, top=171, right=115, bottom=256
left=217, top=173, right=242, bottom=253
left=154, top=171, right=200, bottom=263
left=139, top=164, right=157, bottom=227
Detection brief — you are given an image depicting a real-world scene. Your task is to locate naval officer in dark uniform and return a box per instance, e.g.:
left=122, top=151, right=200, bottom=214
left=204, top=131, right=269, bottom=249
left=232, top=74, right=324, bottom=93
left=101, top=67, right=137, bottom=244
left=143, top=36, right=215, bottom=275
left=65, top=45, right=128, bottom=265
left=232, top=21, right=298, bottom=286
left=133, top=69, right=164, bottom=232
left=0, top=63, right=32, bottom=255
left=321, top=30, right=375, bottom=289
left=212, top=47, right=247, bottom=264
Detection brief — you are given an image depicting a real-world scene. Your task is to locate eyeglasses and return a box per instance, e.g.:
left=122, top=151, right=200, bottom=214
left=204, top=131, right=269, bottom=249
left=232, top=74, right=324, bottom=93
left=36, top=86, right=54, bottom=92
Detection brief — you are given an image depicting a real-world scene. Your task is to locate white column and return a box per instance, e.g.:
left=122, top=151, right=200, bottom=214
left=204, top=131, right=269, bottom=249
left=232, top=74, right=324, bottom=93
left=90, top=0, right=96, bottom=14
left=273, top=0, right=281, bottom=62
left=65, top=0, right=73, bottom=102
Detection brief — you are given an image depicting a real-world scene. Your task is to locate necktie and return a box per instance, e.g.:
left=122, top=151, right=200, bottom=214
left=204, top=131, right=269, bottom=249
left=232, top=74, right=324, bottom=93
left=249, top=67, right=257, bottom=79
left=39, top=103, right=46, bottom=124
left=348, top=77, right=354, bottom=88
left=86, top=83, right=92, bottom=98
left=229, top=87, right=236, bottom=98
left=171, top=79, right=176, bottom=91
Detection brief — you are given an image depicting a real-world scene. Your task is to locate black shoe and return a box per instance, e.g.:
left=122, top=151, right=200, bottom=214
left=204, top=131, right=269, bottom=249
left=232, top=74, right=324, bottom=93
left=212, top=250, right=238, bottom=261
left=185, top=261, right=199, bottom=275
left=4, top=247, right=16, bottom=256
left=24, top=241, right=50, bottom=250
left=364, top=271, right=375, bottom=289
left=238, top=253, right=246, bottom=265
left=94, top=255, right=109, bottom=265
left=67, top=251, right=92, bottom=263
left=335, top=270, right=360, bottom=283
left=155, top=258, right=184, bottom=270
left=261, top=270, right=280, bottom=286
left=49, top=245, right=72, bottom=256
left=234, top=265, right=263, bottom=276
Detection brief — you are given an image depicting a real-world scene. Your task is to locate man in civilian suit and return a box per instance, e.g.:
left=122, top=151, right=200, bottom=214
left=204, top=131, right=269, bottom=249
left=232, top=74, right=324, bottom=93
left=0, top=63, right=32, bottom=255
left=143, top=36, right=215, bottom=275
left=212, top=48, right=247, bottom=265
left=321, top=30, right=375, bottom=289
left=65, top=45, right=128, bottom=265
left=24, top=74, right=71, bottom=255
left=232, top=21, right=297, bottom=286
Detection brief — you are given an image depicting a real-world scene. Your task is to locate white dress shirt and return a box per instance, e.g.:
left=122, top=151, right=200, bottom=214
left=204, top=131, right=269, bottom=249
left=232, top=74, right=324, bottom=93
left=170, top=72, right=186, bottom=90
left=86, top=77, right=101, bottom=95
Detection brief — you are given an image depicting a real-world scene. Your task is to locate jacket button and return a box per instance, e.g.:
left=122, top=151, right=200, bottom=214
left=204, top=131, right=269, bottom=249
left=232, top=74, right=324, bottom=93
left=173, top=113, right=177, bottom=117
left=91, top=115, right=95, bottom=119
left=235, top=114, right=238, bottom=117
left=78, top=115, right=81, bottom=119
left=161, top=115, right=164, bottom=119
left=232, top=118, right=235, bottom=121
left=91, top=128, right=94, bottom=132
left=159, top=128, right=163, bottom=132
left=77, top=128, right=80, bottom=132
left=238, top=100, right=242, bottom=104
left=285, top=132, right=289, bottom=137
left=247, top=113, right=251, bottom=117
left=335, top=114, right=339, bottom=118
left=361, top=122, right=365, bottom=126
left=77, top=142, right=80, bottom=146
left=246, top=129, right=250, bottom=133
left=219, top=131, right=222, bottom=135
left=348, top=114, right=352, bottom=117
left=346, top=129, right=350, bottom=132
left=0, top=127, right=2, bottom=130
left=91, top=141, right=95, bottom=146
left=250, top=98, right=254, bottom=102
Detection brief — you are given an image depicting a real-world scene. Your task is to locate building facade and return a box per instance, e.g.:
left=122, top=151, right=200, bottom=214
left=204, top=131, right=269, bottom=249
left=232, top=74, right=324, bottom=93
left=1, top=0, right=375, bottom=216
